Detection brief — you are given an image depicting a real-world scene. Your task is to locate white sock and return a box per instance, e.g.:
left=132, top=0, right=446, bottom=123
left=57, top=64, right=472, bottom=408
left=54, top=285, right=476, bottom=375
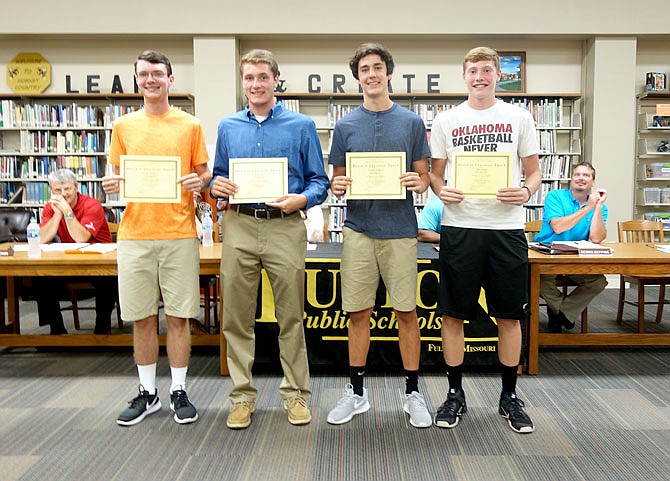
left=137, top=363, right=157, bottom=395
left=170, top=366, right=188, bottom=393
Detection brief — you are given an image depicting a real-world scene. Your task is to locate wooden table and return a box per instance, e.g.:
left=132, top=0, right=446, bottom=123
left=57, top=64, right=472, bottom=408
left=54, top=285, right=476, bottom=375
left=0, top=243, right=228, bottom=374
left=527, top=243, right=670, bottom=374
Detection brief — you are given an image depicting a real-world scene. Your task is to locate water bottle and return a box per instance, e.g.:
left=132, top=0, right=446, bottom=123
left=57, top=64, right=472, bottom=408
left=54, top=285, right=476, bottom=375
left=27, top=216, right=41, bottom=258
left=202, top=211, right=214, bottom=247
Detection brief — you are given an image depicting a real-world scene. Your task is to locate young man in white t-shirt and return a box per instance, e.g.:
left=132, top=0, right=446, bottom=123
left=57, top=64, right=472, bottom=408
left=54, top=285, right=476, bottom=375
left=429, top=47, right=542, bottom=433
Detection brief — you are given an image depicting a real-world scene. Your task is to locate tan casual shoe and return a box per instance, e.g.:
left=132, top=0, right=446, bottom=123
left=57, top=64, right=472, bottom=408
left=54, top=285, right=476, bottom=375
left=227, top=400, right=255, bottom=429
left=284, top=396, right=312, bottom=425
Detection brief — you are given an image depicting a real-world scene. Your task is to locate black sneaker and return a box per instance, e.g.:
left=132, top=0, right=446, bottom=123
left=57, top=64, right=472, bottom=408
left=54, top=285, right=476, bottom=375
left=557, top=311, right=575, bottom=330
left=499, top=392, right=534, bottom=433
left=117, top=386, right=161, bottom=426
left=434, top=388, right=467, bottom=428
left=547, top=308, right=563, bottom=333
left=170, top=388, right=199, bottom=424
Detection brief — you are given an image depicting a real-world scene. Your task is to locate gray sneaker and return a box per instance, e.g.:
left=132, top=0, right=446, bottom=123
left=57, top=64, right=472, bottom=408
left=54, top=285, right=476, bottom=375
left=403, top=391, right=432, bottom=428
left=117, top=385, right=161, bottom=426
left=327, top=383, right=370, bottom=424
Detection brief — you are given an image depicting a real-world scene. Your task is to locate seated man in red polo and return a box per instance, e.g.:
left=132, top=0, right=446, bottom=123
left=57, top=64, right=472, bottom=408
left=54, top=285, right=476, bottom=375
left=36, top=168, right=117, bottom=334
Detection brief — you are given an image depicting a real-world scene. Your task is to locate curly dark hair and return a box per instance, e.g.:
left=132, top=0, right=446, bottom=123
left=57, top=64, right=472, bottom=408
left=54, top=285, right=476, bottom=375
left=349, top=43, right=394, bottom=80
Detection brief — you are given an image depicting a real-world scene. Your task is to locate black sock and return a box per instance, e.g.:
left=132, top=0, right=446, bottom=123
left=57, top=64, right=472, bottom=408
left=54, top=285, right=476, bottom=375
left=446, top=363, right=463, bottom=393
left=404, top=369, right=419, bottom=394
left=349, top=365, right=365, bottom=396
left=500, top=363, right=518, bottom=395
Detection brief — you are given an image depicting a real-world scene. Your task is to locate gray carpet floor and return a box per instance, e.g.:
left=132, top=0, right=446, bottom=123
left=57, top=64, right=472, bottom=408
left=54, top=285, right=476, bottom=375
left=1, top=287, right=670, bottom=481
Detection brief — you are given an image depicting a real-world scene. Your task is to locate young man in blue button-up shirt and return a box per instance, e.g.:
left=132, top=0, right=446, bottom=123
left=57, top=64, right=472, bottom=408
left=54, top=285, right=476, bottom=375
left=211, top=49, right=329, bottom=430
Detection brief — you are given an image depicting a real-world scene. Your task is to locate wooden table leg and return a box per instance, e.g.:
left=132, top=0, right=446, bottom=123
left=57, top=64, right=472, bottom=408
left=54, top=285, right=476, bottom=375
left=7, top=276, right=20, bottom=334
left=528, top=265, right=540, bottom=375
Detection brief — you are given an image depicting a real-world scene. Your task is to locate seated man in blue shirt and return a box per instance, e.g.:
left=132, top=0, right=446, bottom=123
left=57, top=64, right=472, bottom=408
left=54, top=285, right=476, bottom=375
left=418, top=194, right=445, bottom=243
left=534, top=162, right=608, bottom=332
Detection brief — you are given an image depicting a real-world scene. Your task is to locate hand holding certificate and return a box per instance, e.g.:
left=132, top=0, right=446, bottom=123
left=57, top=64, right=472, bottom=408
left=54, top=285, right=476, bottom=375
left=452, top=152, right=513, bottom=199
left=228, top=157, right=288, bottom=204
left=345, top=152, right=406, bottom=200
left=120, top=155, right=182, bottom=203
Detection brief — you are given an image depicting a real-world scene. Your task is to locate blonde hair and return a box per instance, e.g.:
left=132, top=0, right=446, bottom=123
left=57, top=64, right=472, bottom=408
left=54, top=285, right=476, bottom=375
left=239, top=49, right=280, bottom=78
left=463, top=47, right=500, bottom=73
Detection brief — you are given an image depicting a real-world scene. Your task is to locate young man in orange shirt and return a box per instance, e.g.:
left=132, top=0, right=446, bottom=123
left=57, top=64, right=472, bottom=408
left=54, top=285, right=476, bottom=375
left=103, top=50, right=211, bottom=426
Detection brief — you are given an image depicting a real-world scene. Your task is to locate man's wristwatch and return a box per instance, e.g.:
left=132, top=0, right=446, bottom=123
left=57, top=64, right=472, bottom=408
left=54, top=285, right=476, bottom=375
left=64, top=212, right=75, bottom=220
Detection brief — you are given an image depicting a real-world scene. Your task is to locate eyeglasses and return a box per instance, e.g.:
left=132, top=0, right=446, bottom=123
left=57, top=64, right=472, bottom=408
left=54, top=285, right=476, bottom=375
left=136, top=71, right=168, bottom=80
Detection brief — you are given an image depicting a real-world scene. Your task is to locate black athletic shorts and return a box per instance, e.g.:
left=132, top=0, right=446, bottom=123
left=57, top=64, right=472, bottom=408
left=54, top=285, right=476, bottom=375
left=437, top=226, right=528, bottom=321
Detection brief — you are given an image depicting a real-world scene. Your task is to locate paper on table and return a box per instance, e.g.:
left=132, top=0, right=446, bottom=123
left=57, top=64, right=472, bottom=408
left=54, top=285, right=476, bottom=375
left=41, top=243, right=90, bottom=252
left=65, top=243, right=117, bottom=254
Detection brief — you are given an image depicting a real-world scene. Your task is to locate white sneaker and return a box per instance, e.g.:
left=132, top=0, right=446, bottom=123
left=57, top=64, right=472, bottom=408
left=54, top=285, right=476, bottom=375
left=327, top=383, right=370, bottom=424
left=403, top=391, right=432, bottom=428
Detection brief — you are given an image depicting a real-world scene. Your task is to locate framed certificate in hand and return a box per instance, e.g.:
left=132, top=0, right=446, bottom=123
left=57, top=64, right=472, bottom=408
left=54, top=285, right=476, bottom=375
left=452, top=152, right=513, bottom=198
left=345, top=152, right=406, bottom=200
left=229, top=157, right=288, bottom=204
left=120, top=155, right=181, bottom=204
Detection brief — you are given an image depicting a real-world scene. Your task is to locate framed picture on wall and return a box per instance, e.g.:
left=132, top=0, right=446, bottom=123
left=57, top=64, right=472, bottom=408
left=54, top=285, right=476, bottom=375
left=496, top=52, right=526, bottom=93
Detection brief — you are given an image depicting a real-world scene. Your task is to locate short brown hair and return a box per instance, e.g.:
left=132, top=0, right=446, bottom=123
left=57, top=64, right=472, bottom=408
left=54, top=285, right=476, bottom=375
left=463, top=47, right=500, bottom=73
left=134, top=50, right=172, bottom=76
left=573, top=161, right=596, bottom=179
left=349, top=42, right=395, bottom=80
left=239, top=49, right=280, bottom=78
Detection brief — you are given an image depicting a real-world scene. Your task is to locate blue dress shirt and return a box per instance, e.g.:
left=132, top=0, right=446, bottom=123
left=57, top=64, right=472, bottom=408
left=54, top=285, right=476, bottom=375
left=534, top=189, right=608, bottom=243
left=213, top=102, right=329, bottom=209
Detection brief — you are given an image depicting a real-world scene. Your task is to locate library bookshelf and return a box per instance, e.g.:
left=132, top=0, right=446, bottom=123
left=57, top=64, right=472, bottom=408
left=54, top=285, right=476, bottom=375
left=277, top=92, right=583, bottom=241
left=635, top=92, right=670, bottom=233
left=0, top=93, right=194, bottom=222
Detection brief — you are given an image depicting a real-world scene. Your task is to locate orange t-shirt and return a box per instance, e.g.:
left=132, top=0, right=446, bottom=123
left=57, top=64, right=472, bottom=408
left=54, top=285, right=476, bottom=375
left=109, top=108, right=209, bottom=240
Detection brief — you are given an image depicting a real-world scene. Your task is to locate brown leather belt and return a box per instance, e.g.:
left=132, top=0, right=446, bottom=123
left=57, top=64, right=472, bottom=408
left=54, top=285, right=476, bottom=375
left=234, top=205, right=286, bottom=219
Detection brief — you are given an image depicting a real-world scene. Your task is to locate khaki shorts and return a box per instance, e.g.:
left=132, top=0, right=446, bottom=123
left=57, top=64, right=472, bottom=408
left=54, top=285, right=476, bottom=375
left=341, top=227, right=417, bottom=313
left=117, top=239, right=200, bottom=322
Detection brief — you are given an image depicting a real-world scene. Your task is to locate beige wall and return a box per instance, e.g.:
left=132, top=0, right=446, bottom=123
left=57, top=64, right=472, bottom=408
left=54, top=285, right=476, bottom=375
left=1, top=1, right=669, bottom=240
left=3, top=0, right=669, bottom=35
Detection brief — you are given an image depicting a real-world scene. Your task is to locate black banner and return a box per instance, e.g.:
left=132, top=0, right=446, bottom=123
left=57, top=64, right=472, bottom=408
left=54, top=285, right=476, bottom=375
left=252, top=244, right=501, bottom=373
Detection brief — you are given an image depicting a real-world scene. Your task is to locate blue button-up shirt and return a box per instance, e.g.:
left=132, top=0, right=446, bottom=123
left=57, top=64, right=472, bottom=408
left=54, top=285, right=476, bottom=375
left=534, top=188, right=608, bottom=243
left=213, top=102, right=329, bottom=209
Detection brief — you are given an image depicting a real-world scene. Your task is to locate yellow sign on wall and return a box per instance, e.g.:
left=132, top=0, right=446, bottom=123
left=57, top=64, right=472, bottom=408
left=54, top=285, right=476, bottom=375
left=6, top=52, right=51, bottom=93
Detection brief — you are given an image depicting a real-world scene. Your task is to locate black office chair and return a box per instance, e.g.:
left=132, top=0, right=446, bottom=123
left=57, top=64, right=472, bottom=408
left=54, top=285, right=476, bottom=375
left=0, top=207, right=32, bottom=243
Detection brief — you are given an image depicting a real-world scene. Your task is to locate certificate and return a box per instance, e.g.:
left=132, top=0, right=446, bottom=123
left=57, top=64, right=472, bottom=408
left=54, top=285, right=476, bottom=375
left=452, top=152, right=513, bottom=198
left=120, top=155, right=181, bottom=204
left=345, top=152, right=406, bottom=200
left=229, top=157, right=288, bottom=204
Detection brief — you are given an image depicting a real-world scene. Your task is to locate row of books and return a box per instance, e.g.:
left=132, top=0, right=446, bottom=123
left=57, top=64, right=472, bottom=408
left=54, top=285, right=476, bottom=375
left=506, top=98, right=567, bottom=128
left=0, top=180, right=107, bottom=205
left=0, top=182, right=21, bottom=204
left=540, top=155, right=573, bottom=179
left=412, top=104, right=454, bottom=128
left=525, top=206, right=544, bottom=222
left=281, top=99, right=300, bottom=112
left=537, top=130, right=558, bottom=154
left=318, top=98, right=574, bottom=130
left=527, top=181, right=560, bottom=205
left=0, top=100, right=139, bottom=129
left=328, top=205, right=347, bottom=231
left=0, top=156, right=103, bottom=179
left=328, top=104, right=357, bottom=127
left=20, top=130, right=107, bottom=155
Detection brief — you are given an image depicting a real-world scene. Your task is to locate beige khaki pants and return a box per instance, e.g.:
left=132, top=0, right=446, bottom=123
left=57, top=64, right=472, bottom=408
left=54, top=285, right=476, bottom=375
left=540, top=274, right=608, bottom=323
left=221, top=210, right=310, bottom=403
